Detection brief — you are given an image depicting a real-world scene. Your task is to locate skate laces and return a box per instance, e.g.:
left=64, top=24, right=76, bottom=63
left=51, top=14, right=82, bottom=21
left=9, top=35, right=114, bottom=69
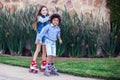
left=42, top=60, right=47, bottom=66
left=31, top=60, right=37, bottom=66
left=34, top=65, right=39, bottom=69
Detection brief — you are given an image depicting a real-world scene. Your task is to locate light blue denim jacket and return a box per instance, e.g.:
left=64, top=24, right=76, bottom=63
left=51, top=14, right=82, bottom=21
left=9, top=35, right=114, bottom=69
left=39, top=24, right=60, bottom=41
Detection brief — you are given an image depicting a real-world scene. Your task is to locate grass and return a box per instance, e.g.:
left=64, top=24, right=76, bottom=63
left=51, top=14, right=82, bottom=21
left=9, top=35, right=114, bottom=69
left=0, top=55, right=120, bottom=80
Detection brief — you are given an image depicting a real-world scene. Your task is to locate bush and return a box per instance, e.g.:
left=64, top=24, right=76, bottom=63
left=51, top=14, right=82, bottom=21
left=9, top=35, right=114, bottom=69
left=107, top=0, right=120, bottom=56
left=57, top=7, right=118, bottom=57
left=0, top=6, right=37, bottom=55
left=0, top=5, right=119, bottom=57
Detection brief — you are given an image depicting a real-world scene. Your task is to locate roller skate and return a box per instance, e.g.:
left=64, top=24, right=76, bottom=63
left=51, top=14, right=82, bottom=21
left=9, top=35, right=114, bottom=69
left=44, top=63, right=51, bottom=76
left=40, top=60, right=46, bottom=72
left=50, top=63, right=59, bottom=76
left=29, top=60, right=39, bottom=74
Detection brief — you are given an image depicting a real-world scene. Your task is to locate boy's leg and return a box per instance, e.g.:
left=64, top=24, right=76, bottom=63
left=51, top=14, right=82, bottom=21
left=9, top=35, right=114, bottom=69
left=44, top=57, right=52, bottom=76
left=50, top=56, right=59, bottom=75
left=44, top=56, right=59, bottom=76
left=44, top=39, right=52, bottom=76
left=44, top=39, right=59, bottom=76
left=50, top=42, right=59, bottom=75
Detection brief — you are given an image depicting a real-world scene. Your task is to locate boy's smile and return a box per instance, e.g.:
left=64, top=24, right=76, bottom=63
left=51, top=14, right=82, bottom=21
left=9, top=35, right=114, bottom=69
left=52, top=18, right=59, bottom=26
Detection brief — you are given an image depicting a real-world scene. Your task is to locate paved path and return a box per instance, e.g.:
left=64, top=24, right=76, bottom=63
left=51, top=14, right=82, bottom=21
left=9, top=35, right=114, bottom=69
left=0, top=63, right=103, bottom=80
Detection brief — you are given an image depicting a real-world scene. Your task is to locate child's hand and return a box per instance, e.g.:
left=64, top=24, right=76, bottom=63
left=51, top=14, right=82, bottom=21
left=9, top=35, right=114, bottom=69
left=49, top=9, right=54, bottom=16
left=59, top=39, right=62, bottom=44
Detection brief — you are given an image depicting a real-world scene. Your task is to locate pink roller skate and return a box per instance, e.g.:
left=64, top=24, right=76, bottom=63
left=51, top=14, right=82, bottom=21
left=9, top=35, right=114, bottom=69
left=29, top=60, right=39, bottom=74
left=40, top=60, right=46, bottom=72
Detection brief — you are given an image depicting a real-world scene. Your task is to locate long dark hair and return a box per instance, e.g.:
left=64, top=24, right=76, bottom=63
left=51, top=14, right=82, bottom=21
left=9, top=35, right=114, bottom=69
left=35, top=5, right=48, bottom=21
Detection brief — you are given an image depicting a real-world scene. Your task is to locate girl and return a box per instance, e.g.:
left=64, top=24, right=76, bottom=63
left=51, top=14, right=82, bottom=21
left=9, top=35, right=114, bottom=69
left=29, top=5, right=49, bottom=73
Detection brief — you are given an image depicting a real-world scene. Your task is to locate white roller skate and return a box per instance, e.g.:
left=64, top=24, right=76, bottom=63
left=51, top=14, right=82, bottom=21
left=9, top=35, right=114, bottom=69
left=44, top=63, right=51, bottom=76
left=50, top=63, right=59, bottom=75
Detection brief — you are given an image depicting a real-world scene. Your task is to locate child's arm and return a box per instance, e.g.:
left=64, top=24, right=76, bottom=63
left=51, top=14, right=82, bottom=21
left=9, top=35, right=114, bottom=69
left=38, top=16, right=49, bottom=23
left=57, top=29, right=62, bottom=44
left=58, top=36, right=62, bottom=44
left=39, top=25, right=49, bottom=41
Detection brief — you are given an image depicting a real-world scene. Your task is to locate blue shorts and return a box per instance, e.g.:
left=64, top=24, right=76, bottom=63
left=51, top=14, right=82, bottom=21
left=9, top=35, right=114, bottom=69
left=45, top=38, right=56, bottom=56
left=35, top=32, right=45, bottom=45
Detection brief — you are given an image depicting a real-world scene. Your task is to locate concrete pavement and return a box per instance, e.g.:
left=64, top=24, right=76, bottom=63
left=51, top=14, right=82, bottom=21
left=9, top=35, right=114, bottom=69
left=0, top=63, right=104, bottom=80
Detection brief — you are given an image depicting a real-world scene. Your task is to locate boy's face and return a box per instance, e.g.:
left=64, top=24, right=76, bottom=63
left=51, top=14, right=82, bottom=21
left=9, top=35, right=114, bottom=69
left=52, top=18, right=59, bottom=26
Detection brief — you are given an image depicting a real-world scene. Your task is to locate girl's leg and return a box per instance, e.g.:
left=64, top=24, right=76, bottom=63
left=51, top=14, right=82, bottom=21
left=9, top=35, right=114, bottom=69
left=41, top=45, right=47, bottom=70
left=29, top=40, right=41, bottom=73
left=42, top=45, right=46, bottom=60
left=33, top=41, right=41, bottom=60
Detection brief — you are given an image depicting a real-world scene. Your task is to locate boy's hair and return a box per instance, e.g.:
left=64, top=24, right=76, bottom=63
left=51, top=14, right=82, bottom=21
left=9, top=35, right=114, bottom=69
left=50, top=14, right=61, bottom=23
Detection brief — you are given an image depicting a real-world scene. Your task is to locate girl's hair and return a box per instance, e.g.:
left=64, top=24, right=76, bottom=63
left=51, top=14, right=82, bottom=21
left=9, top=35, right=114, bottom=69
left=50, top=14, right=61, bottom=23
left=35, top=5, right=48, bottom=21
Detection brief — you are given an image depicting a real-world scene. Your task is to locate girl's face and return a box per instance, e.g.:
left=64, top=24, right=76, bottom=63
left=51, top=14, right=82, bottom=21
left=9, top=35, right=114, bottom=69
left=41, top=7, right=48, bottom=16
left=52, top=18, right=59, bottom=26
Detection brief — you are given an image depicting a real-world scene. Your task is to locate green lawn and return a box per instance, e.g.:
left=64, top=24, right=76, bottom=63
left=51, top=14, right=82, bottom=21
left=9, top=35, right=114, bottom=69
left=0, top=55, right=120, bottom=79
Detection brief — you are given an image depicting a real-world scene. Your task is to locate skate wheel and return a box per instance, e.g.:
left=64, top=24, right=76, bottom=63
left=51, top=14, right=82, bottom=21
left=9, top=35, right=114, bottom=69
left=51, top=72, right=59, bottom=76
left=56, top=73, right=59, bottom=76
left=44, top=72, right=50, bottom=77
left=40, top=69, right=45, bottom=72
left=29, top=69, right=34, bottom=73
left=33, top=70, right=38, bottom=74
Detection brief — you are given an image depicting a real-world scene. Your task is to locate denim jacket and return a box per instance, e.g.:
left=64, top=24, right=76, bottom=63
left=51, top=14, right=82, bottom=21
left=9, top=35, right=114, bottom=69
left=37, top=15, right=49, bottom=33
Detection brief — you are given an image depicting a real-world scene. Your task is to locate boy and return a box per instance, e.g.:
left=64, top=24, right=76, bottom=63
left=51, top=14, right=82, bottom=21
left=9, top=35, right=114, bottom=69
left=38, top=14, right=62, bottom=76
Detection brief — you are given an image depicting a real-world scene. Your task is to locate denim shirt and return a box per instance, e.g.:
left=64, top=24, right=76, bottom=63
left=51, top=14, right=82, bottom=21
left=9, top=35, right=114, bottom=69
left=39, top=24, right=60, bottom=41
left=37, top=15, right=49, bottom=33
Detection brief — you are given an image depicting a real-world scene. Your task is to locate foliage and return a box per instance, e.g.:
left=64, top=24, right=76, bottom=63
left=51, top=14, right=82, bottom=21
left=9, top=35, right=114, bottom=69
left=0, top=5, right=119, bottom=57
left=0, top=6, right=37, bottom=55
left=107, top=0, right=120, bottom=25
left=107, top=0, right=120, bottom=55
left=101, top=23, right=119, bottom=57
left=57, top=7, right=111, bottom=57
